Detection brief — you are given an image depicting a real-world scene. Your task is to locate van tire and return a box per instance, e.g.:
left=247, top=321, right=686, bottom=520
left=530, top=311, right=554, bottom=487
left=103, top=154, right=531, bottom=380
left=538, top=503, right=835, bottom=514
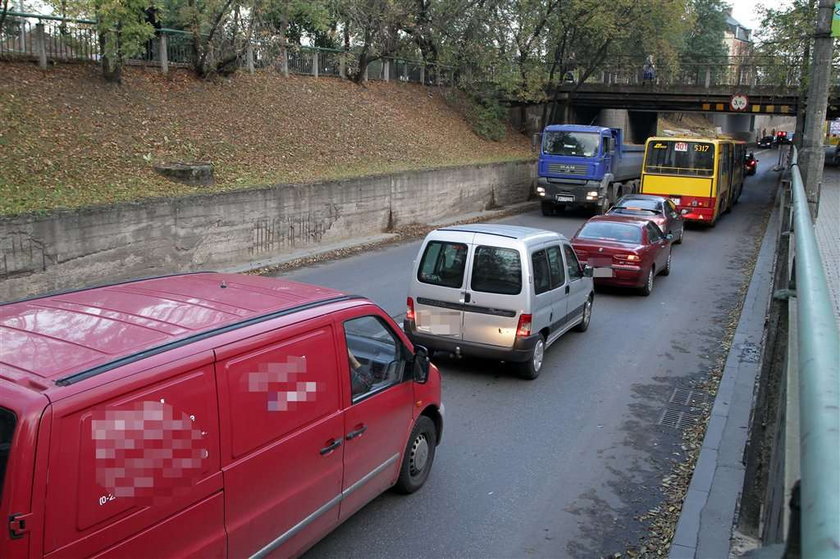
left=573, top=295, right=593, bottom=332
left=515, top=335, right=545, bottom=380
left=394, top=416, right=437, bottom=494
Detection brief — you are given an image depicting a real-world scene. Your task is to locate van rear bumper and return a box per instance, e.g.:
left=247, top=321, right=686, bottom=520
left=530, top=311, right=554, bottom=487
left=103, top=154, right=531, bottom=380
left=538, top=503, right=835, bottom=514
left=403, top=320, right=540, bottom=363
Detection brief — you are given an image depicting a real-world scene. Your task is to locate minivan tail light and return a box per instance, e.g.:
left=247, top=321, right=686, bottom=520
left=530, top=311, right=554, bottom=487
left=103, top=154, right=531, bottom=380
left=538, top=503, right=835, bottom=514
left=406, top=297, right=415, bottom=321
left=516, top=314, right=532, bottom=337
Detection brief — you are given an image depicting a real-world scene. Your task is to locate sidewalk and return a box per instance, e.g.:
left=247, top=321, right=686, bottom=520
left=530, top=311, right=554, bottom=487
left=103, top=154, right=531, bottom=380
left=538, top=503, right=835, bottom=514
left=815, top=167, right=840, bottom=330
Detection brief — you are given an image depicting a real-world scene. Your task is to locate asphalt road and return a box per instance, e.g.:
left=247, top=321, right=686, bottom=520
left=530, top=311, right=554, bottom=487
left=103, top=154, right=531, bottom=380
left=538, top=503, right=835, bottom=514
left=281, top=153, right=777, bottom=558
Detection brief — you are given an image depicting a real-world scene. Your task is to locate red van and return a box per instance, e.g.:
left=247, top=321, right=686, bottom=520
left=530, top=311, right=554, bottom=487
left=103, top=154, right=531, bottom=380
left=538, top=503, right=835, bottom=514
left=0, top=273, right=442, bottom=558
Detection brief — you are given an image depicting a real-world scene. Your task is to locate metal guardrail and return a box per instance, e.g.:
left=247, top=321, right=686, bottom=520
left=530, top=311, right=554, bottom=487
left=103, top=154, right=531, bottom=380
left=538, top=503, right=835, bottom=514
left=787, top=147, right=840, bottom=557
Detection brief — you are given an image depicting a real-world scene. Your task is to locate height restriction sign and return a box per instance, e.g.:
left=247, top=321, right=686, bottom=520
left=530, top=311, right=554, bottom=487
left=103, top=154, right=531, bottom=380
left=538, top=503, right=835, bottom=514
left=730, top=94, right=749, bottom=112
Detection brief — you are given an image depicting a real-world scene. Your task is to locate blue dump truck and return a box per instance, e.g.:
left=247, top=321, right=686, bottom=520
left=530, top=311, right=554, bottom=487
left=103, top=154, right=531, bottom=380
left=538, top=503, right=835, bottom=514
left=535, top=124, right=645, bottom=215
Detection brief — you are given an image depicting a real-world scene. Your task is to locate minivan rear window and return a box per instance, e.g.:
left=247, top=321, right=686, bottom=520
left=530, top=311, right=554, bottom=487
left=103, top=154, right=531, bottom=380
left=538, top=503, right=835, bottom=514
left=471, top=246, right=522, bottom=295
left=0, top=408, right=15, bottom=502
left=418, top=241, right=468, bottom=288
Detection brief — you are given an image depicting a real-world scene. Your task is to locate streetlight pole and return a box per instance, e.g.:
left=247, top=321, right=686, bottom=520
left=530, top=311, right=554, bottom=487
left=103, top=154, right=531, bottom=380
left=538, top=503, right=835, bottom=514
left=798, top=0, right=836, bottom=219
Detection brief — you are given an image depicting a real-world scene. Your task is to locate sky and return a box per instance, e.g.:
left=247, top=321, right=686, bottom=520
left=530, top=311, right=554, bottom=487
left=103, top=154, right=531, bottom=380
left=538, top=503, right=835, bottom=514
left=730, top=0, right=793, bottom=32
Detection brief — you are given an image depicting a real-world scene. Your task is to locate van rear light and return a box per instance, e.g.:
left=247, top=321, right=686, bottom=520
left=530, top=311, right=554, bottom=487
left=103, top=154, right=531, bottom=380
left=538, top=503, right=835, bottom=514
left=406, top=297, right=415, bottom=321
left=516, top=314, right=532, bottom=337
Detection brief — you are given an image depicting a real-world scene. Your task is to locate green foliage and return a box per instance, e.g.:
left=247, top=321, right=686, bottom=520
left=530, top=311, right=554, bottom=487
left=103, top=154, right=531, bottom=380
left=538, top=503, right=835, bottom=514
left=94, top=0, right=156, bottom=59
left=680, top=0, right=729, bottom=62
left=464, top=95, right=508, bottom=142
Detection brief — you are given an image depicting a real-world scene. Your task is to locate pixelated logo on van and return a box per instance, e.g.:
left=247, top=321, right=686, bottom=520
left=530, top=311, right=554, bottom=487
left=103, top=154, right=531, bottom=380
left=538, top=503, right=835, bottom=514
left=91, top=400, right=207, bottom=504
left=245, top=355, right=322, bottom=411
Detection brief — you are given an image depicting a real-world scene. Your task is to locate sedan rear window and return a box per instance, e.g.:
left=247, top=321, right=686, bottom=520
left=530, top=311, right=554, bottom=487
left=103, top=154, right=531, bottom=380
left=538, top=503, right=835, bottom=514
left=0, top=408, right=15, bottom=502
left=471, top=246, right=522, bottom=295
left=577, top=222, right=642, bottom=244
left=418, top=241, right=468, bottom=288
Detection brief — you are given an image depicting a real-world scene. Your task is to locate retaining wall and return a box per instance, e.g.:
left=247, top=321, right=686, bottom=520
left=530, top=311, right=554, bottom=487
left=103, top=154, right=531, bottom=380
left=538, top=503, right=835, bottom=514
left=0, top=160, right=534, bottom=301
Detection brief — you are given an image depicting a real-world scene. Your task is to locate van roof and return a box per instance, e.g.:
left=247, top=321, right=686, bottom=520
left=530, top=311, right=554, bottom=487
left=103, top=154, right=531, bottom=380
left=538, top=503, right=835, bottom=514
left=437, top=224, right=567, bottom=243
left=0, top=273, right=348, bottom=390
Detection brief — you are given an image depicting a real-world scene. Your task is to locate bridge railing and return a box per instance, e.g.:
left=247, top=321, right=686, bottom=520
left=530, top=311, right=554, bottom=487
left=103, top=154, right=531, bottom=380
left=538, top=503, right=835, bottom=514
left=773, top=149, right=840, bottom=556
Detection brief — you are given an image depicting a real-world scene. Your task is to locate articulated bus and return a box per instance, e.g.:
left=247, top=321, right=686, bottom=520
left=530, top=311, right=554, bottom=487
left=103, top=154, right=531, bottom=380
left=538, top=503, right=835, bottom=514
left=640, top=138, right=746, bottom=226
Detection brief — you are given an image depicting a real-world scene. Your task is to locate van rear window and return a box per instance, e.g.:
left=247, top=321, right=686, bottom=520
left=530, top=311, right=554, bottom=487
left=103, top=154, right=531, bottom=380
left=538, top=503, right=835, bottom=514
left=471, top=246, right=522, bottom=295
left=418, top=241, right=468, bottom=288
left=0, top=408, right=15, bottom=502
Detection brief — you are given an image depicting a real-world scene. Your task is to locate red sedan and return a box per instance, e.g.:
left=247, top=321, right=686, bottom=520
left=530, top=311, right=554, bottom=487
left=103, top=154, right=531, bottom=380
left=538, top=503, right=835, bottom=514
left=571, top=215, right=673, bottom=296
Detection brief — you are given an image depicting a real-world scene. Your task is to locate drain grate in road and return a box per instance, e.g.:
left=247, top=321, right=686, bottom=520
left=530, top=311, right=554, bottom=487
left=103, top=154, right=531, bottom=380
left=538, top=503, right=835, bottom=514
left=658, top=408, right=685, bottom=429
left=669, top=387, right=709, bottom=407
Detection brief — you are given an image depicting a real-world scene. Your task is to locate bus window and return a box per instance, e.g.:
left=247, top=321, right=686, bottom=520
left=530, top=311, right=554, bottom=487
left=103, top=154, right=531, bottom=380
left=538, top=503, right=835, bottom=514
left=644, top=140, right=715, bottom=177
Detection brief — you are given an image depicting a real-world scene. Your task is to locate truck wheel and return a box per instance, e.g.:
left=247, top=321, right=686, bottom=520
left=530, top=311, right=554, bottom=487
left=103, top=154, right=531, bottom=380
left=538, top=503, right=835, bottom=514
left=598, top=197, right=610, bottom=214
left=541, top=201, right=555, bottom=216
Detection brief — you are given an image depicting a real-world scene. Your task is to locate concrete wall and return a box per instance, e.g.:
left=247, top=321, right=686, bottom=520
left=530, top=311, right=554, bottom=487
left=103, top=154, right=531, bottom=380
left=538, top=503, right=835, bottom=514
left=0, top=161, right=534, bottom=301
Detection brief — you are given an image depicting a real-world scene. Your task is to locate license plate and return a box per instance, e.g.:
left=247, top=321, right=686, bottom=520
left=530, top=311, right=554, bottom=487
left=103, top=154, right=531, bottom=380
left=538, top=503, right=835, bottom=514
left=556, top=195, right=575, bottom=202
left=671, top=197, right=681, bottom=205
left=593, top=268, right=614, bottom=278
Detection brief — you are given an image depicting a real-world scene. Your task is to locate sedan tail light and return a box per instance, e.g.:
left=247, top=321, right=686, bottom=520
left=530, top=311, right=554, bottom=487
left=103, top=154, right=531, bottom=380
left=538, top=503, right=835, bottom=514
left=516, top=313, right=532, bottom=338
left=406, top=297, right=415, bottom=321
left=614, top=254, right=641, bottom=262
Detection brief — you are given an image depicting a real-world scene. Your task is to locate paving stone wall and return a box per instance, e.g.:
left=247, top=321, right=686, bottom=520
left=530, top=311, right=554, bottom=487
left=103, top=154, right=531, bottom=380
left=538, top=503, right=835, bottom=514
left=0, top=160, right=533, bottom=301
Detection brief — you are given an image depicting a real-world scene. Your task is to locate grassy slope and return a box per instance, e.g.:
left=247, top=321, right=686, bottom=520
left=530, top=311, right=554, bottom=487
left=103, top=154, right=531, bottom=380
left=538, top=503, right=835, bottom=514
left=0, top=63, right=532, bottom=216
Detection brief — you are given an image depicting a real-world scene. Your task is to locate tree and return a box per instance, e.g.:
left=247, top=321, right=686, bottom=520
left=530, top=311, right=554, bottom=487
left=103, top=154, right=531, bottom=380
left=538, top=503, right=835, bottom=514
left=91, top=0, right=156, bottom=82
left=341, top=0, right=411, bottom=83
left=177, top=0, right=259, bottom=77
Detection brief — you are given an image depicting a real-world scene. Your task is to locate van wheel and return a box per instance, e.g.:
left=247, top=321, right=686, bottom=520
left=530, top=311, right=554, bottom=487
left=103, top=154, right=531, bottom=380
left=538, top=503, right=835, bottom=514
left=574, top=295, right=593, bottom=332
left=395, top=416, right=437, bottom=494
left=640, top=267, right=654, bottom=296
left=516, top=335, right=545, bottom=380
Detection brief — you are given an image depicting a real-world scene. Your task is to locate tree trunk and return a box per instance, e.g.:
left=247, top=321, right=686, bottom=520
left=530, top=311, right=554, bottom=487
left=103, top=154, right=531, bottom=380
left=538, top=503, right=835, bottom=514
left=99, top=31, right=122, bottom=83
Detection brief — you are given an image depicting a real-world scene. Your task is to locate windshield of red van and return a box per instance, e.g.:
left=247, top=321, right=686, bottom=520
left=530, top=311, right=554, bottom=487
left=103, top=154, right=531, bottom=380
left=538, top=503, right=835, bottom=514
left=0, top=408, right=15, bottom=502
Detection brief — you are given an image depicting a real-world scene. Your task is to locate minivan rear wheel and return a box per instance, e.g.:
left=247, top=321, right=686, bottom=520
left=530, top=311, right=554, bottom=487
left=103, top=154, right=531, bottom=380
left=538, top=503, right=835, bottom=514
left=516, top=335, right=545, bottom=380
left=394, top=416, right=437, bottom=494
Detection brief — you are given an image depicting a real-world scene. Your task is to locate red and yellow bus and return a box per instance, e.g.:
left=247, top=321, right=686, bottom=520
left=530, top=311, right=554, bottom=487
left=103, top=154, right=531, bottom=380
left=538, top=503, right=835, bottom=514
left=640, top=137, right=746, bottom=225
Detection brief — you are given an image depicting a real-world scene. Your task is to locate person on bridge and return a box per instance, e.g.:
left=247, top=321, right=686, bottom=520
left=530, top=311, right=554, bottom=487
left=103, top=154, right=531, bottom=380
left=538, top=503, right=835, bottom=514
left=643, top=55, right=655, bottom=85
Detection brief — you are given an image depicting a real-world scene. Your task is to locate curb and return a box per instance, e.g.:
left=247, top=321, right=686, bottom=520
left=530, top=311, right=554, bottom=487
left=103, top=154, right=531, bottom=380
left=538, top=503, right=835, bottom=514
left=669, top=199, right=781, bottom=558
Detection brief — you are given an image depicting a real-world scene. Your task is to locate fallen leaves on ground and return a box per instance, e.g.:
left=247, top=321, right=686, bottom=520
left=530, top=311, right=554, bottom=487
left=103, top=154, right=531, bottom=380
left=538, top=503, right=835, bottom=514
left=0, top=62, right=532, bottom=216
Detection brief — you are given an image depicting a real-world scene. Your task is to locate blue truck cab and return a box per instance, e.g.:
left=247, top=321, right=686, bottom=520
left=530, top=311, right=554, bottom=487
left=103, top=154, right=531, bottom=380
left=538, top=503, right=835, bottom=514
left=536, top=125, right=644, bottom=215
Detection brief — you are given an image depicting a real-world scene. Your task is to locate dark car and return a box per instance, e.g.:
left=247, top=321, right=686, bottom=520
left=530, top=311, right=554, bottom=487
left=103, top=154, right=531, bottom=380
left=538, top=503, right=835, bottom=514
left=571, top=215, right=673, bottom=296
left=744, top=152, right=758, bottom=176
left=606, top=194, right=685, bottom=244
left=775, top=131, right=791, bottom=145
left=757, top=136, right=773, bottom=148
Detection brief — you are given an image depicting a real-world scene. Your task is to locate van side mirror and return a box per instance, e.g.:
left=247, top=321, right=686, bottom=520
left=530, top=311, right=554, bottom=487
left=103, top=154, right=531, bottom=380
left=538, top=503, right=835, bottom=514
left=583, top=265, right=594, bottom=278
left=413, top=345, right=431, bottom=383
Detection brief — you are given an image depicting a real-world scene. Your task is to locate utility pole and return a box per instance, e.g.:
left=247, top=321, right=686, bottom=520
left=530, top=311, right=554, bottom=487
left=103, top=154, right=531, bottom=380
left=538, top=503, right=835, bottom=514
left=798, top=0, right=835, bottom=219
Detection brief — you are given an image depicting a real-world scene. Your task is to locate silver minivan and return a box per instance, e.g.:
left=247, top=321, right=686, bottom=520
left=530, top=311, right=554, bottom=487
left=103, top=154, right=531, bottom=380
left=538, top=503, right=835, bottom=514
left=404, top=224, right=595, bottom=379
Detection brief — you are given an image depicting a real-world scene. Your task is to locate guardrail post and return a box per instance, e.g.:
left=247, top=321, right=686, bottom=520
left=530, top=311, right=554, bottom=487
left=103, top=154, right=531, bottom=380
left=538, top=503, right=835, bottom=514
left=364, top=63, right=368, bottom=82
left=704, top=66, right=711, bottom=88
left=35, top=22, right=47, bottom=69
left=420, top=63, right=425, bottom=85
left=339, top=53, right=345, bottom=78
left=159, top=33, right=169, bottom=75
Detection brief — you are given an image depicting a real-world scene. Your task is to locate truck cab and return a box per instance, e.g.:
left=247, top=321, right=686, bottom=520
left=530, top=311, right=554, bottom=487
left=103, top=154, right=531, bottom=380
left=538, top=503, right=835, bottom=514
left=536, top=125, right=642, bottom=215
